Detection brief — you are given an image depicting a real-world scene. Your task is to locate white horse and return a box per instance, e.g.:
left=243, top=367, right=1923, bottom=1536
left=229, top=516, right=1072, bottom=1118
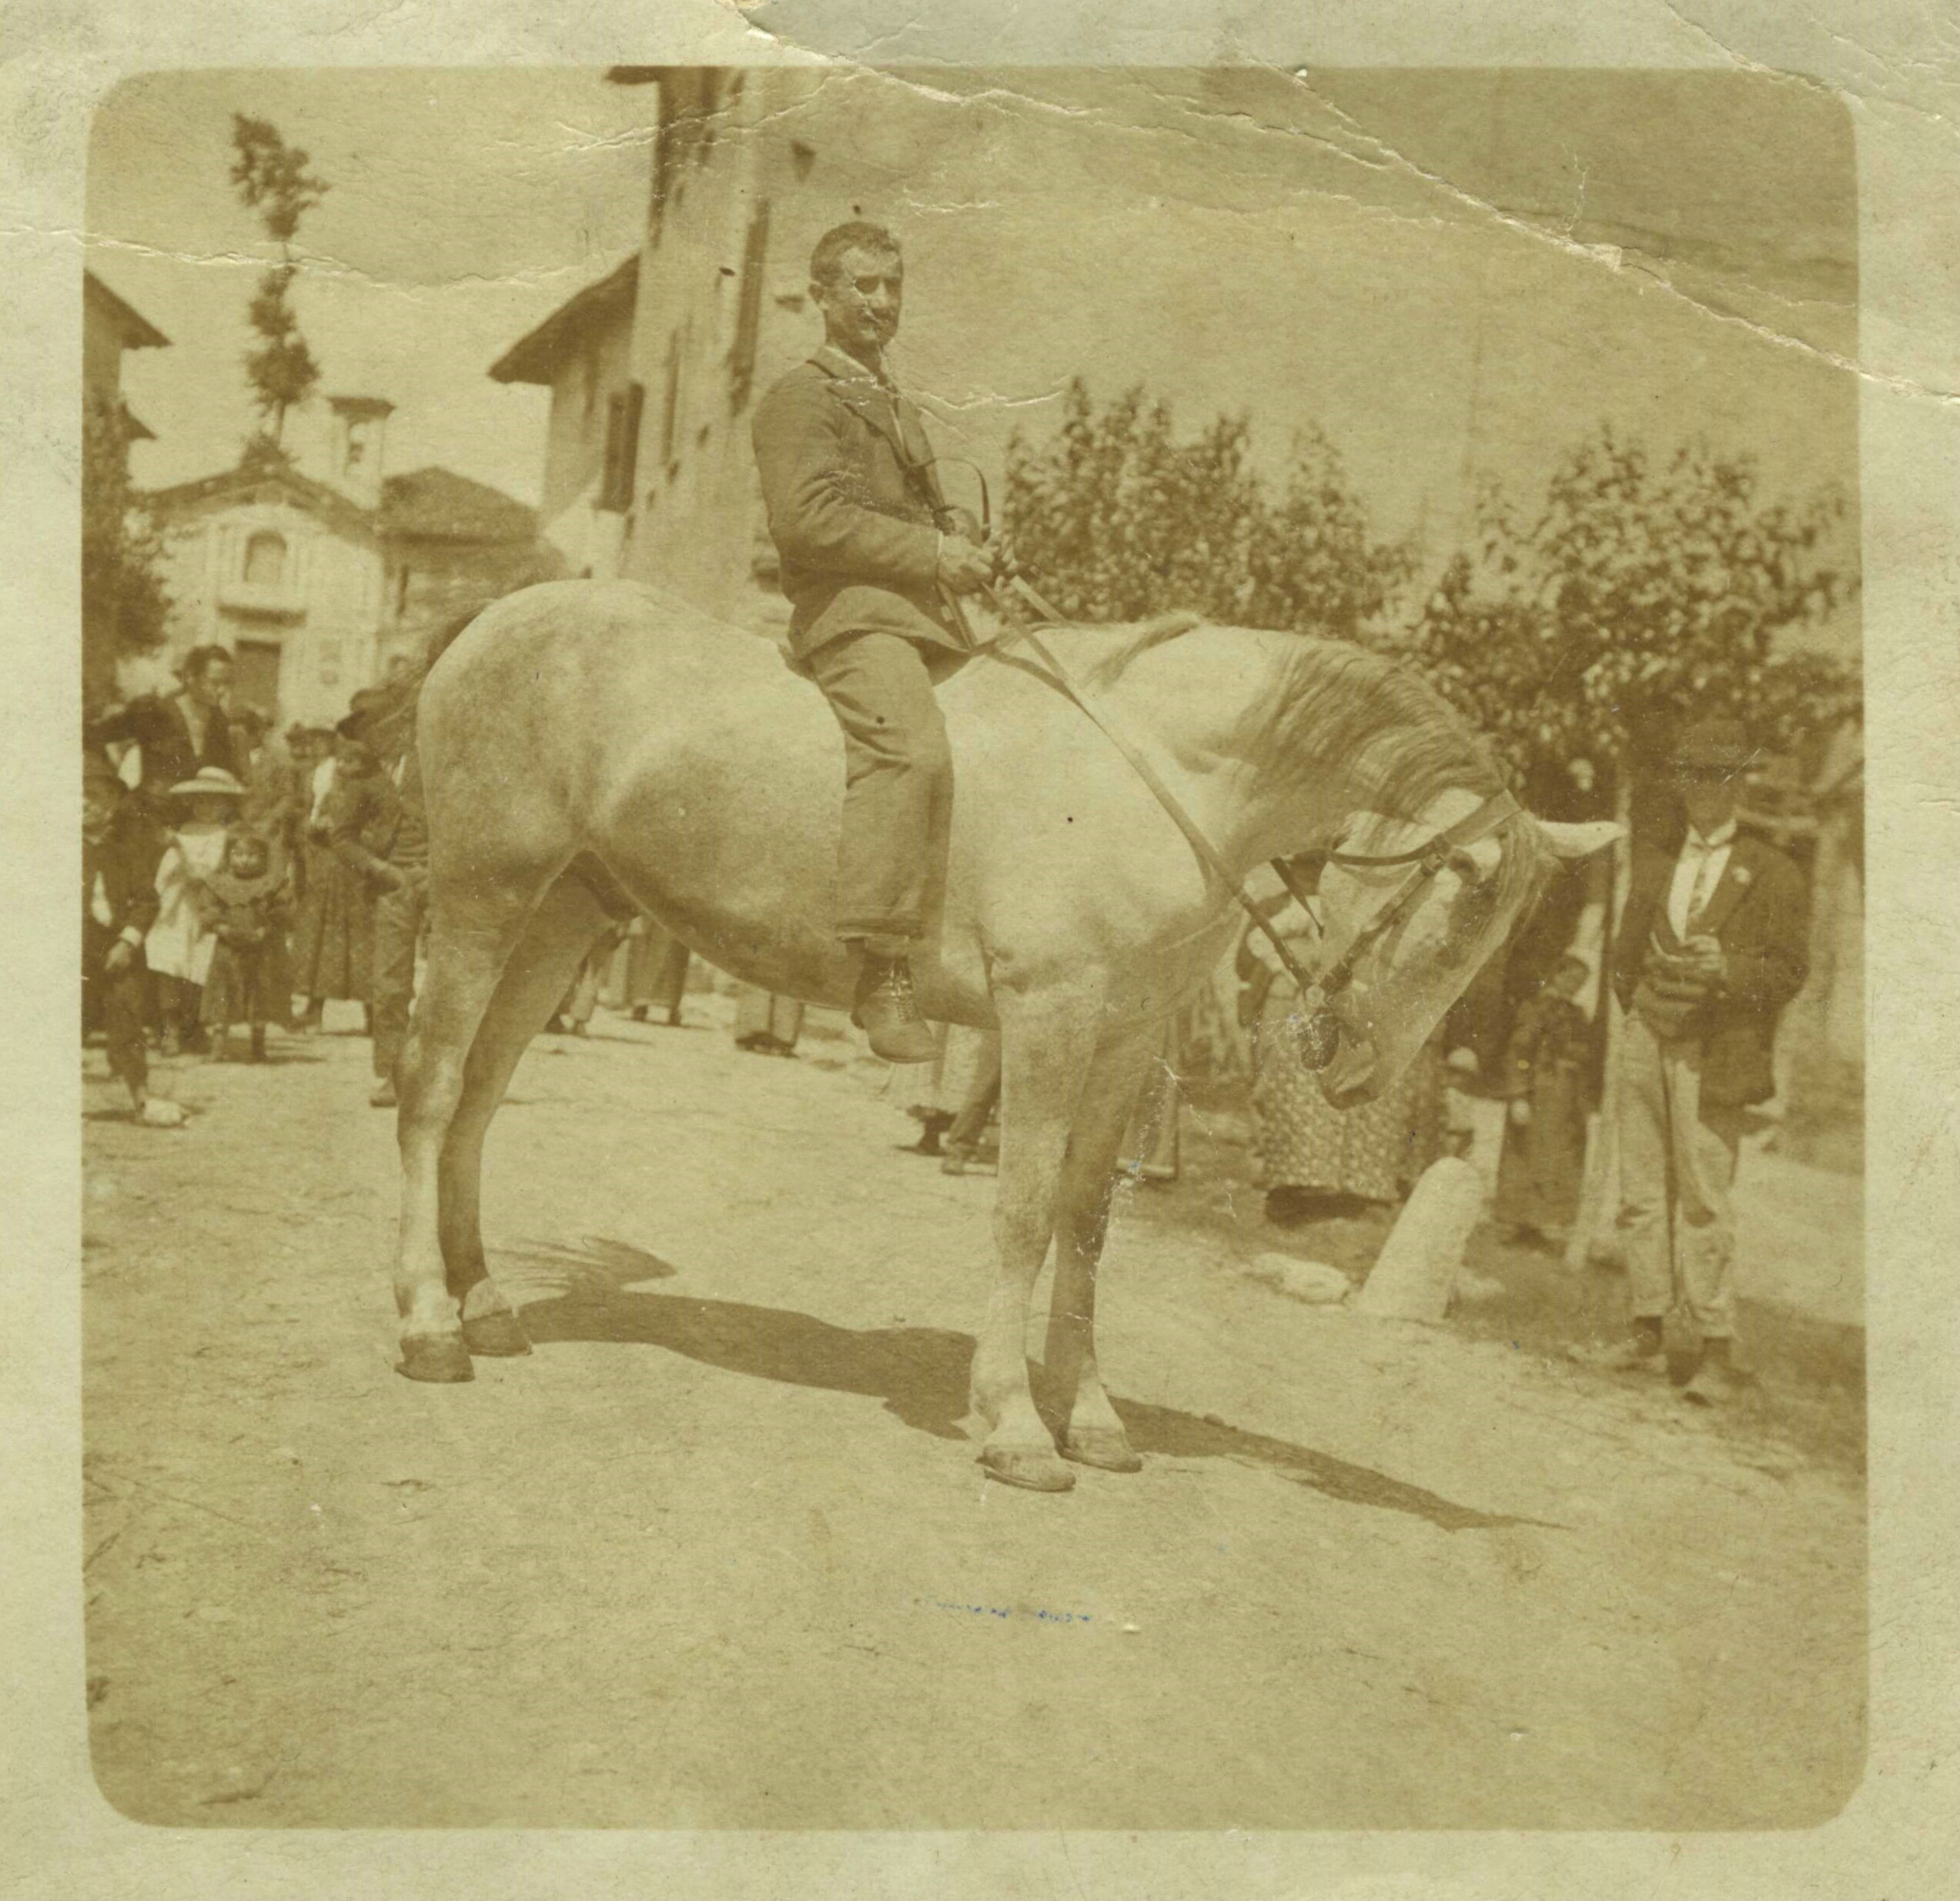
left=390, top=580, right=1615, bottom=1491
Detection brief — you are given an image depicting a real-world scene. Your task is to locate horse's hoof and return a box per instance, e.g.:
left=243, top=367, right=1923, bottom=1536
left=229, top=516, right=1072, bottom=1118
left=396, top=1335, right=474, bottom=1383
left=460, top=1311, right=531, bottom=1358
left=979, top=1445, right=1076, bottom=1492
left=1061, top=1429, right=1143, bottom=1473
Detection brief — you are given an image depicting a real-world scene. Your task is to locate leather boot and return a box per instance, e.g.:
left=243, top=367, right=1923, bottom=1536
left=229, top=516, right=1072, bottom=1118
left=851, top=955, right=938, bottom=1064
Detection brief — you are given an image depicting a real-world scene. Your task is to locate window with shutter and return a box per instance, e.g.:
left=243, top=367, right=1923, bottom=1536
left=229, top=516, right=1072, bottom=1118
left=599, top=381, right=646, bottom=513
left=729, top=199, right=771, bottom=412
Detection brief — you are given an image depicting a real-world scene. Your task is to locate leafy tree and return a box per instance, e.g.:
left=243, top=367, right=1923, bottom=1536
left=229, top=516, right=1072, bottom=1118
left=1405, top=426, right=1855, bottom=803
left=229, top=114, right=328, bottom=447
left=1002, top=379, right=1411, bottom=637
left=81, top=393, right=172, bottom=714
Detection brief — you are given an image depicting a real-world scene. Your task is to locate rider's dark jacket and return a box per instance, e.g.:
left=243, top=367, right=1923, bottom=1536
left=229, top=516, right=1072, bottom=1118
left=751, top=344, right=966, bottom=662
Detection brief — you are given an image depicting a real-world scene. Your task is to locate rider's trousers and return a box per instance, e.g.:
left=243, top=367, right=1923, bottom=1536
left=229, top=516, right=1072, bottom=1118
left=804, top=629, right=962, bottom=957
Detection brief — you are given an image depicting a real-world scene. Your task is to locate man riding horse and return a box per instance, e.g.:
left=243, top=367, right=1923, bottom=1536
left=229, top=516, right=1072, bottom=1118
left=751, top=221, right=1003, bottom=1063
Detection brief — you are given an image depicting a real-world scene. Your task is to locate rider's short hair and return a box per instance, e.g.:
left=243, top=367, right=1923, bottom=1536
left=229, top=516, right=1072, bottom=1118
left=810, top=221, right=900, bottom=289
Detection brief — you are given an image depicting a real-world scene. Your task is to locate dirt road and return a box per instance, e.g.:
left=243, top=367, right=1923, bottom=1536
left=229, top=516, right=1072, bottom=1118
left=82, top=1004, right=1865, bottom=1829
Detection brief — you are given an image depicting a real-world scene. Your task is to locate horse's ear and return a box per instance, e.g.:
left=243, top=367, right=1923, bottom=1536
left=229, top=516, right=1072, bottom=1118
left=1536, top=818, right=1624, bottom=860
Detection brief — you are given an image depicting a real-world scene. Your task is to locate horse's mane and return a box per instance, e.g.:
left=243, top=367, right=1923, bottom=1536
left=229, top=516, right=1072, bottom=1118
left=1049, top=610, right=1551, bottom=925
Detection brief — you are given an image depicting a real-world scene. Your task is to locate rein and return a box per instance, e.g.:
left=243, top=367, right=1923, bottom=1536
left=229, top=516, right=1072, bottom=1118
left=973, top=570, right=1520, bottom=1070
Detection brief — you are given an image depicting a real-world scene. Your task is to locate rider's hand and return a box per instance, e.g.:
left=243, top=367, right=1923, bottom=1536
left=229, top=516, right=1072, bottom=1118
left=936, top=533, right=994, bottom=597
left=989, top=532, right=1018, bottom=583
left=104, top=939, right=134, bottom=974
left=1509, top=1098, right=1532, bottom=1128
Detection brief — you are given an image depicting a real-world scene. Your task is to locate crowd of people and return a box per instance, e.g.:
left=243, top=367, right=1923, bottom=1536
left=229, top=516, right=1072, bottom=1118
left=84, top=643, right=428, bottom=1119
left=81, top=644, right=835, bottom=1127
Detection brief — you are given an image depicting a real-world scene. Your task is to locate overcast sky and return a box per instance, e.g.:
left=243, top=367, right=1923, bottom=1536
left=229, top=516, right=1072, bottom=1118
left=89, top=69, right=655, bottom=506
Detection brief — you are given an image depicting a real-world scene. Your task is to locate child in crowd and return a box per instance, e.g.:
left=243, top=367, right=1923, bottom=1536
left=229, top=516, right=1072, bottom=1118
left=145, top=767, right=246, bottom=1055
left=1494, top=953, right=1594, bottom=1247
left=197, top=827, right=289, bottom=1062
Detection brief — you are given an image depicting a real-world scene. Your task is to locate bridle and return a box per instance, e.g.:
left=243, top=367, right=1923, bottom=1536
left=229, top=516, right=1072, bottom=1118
left=917, top=456, right=1523, bottom=1073
left=1269, top=790, right=1520, bottom=1069
left=968, top=569, right=1520, bottom=1074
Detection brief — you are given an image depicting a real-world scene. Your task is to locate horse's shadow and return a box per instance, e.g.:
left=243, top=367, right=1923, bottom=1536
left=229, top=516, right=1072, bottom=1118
left=502, top=1238, right=1540, bottom=1534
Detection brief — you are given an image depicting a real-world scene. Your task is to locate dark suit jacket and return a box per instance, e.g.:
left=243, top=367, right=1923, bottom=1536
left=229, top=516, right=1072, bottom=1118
left=751, top=345, right=966, bottom=660
left=1611, top=831, right=1809, bottom=1107
left=82, top=808, right=162, bottom=961
left=89, top=692, right=239, bottom=814
left=329, top=750, right=427, bottom=884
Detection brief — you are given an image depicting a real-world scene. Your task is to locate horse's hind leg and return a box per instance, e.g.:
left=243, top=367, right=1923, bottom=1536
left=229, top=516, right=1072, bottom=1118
left=393, top=882, right=546, bottom=1381
left=972, top=982, right=1103, bottom=1492
left=1043, top=1021, right=1162, bottom=1473
left=437, top=874, right=614, bottom=1357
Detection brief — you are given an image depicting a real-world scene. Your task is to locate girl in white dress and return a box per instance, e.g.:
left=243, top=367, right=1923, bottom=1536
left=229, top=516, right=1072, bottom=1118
left=145, top=767, right=246, bottom=1054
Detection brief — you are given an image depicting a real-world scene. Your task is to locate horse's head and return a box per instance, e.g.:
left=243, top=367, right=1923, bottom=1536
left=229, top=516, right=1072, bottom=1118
left=1305, top=792, right=1621, bottom=1108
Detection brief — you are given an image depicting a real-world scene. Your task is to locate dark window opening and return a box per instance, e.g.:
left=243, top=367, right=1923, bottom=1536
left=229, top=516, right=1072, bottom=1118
left=729, top=199, right=771, bottom=412
left=600, top=381, right=646, bottom=514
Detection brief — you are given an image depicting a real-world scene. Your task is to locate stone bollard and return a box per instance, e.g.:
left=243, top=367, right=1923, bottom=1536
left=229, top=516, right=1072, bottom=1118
left=1353, top=1156, right=1487, bottom=1323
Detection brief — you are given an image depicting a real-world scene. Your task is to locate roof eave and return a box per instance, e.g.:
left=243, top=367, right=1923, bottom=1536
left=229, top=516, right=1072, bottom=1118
left=488, top=256, right=638, bottom=386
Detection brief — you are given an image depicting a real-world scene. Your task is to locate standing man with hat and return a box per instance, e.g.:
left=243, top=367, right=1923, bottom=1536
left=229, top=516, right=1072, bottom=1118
left=329, top=703, right=427, bottom=1108
left=1596, top=717, right=1808, bottom=1403
left=82, top=753, right=183, bottom=1124
left=751, top=220, right=1002, bottom=1063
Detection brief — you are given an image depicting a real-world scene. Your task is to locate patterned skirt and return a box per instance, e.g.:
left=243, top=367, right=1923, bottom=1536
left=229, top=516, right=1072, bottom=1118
left=1249, top=982, right=1441, bottom=1204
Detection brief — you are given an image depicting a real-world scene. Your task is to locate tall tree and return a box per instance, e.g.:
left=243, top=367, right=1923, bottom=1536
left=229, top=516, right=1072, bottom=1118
left=229, top=114, right=328, bottom=450
left=81, top=393, right=172, bottom=714
left=1002, top=379, right=1411, bottom=636
left=1406, top=426, right=1855, bottom=800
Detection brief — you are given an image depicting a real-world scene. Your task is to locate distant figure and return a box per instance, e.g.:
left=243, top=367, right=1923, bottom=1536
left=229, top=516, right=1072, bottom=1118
left=145, top=767, right=246, bottom=1055
left=1590, top=717, right=1808, bottom=1405
left=82, top=753, right=180, bottom=1125
left=88, top=643, right=240, bottom=829
left=1493, top=953, right=1594, bottom=1245
left=938, top=1028, right=1001, bottom=1175
left=196, top=828, right=289, bottom=1064
left=603, top=914, right=691, bottom=1027
left=734, top=984, right=804, bottom=1057
left=292, top=719, right=375, bottom=1034
left=329, top=707, right=428, bottom=1108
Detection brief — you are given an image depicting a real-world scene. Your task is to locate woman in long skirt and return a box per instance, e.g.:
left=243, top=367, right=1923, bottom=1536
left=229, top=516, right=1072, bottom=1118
left=600, top=912, right=692, bottom=1025
left=289, top=734, right=372, bottom=1027
left=1241, top=905, right=1442, bottom=1222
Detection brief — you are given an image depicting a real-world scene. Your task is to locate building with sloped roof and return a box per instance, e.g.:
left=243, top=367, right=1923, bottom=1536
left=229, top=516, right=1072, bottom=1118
left=147, top=399, right=557, bottom=726
left=84, top=268, right=169, bottom=448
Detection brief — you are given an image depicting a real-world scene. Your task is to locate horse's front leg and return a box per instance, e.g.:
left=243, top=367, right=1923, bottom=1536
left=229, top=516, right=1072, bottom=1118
left=972, top=985, right=1102, bottom=1492
left=1044, top=1021, right=1162, bottom=1473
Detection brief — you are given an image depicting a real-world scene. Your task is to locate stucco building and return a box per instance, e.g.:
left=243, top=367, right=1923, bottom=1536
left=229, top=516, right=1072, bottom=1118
left=147, top=396, right=556, bottom=727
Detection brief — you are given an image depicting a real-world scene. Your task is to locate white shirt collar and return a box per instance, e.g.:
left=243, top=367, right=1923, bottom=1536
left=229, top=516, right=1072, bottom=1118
left=1684, top=819, right=1737, bottom=853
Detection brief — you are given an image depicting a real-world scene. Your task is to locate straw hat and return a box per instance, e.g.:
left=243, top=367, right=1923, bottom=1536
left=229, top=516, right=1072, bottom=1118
left=166, top=766, right=246, bottom=802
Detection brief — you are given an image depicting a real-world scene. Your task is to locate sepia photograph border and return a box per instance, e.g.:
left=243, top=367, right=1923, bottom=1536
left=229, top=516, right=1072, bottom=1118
left=7, top=2, right=1958, bottom=1897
